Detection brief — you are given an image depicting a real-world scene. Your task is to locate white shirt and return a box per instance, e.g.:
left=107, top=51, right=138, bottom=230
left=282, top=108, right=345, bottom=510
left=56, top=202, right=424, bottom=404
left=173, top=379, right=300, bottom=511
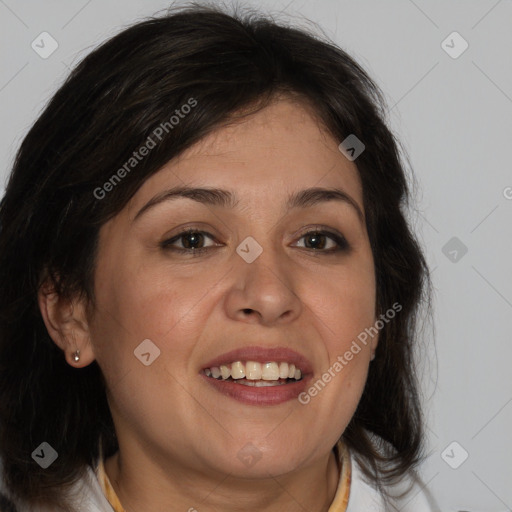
left=344, top=450, right=437, bottom=511
left=0, top=446, right=438, bottom=511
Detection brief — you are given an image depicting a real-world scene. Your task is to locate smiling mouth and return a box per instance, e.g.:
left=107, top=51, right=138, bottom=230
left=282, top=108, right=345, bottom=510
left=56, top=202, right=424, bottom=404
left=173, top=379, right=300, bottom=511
left=203, top=360, right=302, bottom=387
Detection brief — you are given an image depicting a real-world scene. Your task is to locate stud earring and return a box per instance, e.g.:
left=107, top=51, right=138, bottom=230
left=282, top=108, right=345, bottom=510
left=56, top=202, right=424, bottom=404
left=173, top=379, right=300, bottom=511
left=73, top=349, right=80, bottom=362
left=370, top=352, right=376, bottom=361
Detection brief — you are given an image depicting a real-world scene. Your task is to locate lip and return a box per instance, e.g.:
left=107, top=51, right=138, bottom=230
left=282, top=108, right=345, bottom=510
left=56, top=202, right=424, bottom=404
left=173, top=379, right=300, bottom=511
left=201, top=346, right=313, bottom=374
left=200, top=346, right=313, bottom=406
left=201, top=373, right=312, bottom=405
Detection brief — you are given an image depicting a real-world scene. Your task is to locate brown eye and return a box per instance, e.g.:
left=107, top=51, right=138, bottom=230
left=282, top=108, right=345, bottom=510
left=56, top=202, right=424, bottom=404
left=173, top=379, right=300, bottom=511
left=161, top=229, right=218, bottom=255
left=295, top=229, right=350, bottom=253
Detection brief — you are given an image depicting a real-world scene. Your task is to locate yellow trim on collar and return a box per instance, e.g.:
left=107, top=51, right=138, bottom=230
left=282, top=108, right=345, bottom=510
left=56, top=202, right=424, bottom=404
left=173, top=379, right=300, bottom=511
left=96, top=450, right=126, bottom=512
left=96, top=440, right=351, bottom=512
left=328, top=440, right=352, bottom=511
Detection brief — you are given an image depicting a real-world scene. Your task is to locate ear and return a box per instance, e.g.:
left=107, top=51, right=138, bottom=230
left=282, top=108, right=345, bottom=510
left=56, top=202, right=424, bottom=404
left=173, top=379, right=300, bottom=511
left=370, top=343, right=377, bottom=361
left=38, top=280, right=96, bottom=368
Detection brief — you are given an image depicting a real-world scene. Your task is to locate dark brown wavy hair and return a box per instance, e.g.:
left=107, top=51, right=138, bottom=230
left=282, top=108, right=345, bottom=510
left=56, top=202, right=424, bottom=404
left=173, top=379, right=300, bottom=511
left=0, top=2, right=432, bottom=510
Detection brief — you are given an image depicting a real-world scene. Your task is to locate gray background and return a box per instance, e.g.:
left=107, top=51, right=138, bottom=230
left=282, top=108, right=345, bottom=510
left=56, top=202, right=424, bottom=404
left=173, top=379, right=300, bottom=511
left=1, top=0, right=511, bottom=510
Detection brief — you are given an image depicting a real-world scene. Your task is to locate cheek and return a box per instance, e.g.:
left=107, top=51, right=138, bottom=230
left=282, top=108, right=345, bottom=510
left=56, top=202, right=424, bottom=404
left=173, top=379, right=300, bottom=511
left=307, top=254, right=376, bottom=350
left=298, top=253, right=375, bottom=420
left=93, top=254, right=214, bottom=341
left=88, top=252, right=228, bottom=395
left=87, top=260, right=209, bottom=442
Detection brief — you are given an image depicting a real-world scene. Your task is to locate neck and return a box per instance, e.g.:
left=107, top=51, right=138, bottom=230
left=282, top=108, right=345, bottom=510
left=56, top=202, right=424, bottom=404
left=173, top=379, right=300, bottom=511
left=104, top=445, right=342, bottom=512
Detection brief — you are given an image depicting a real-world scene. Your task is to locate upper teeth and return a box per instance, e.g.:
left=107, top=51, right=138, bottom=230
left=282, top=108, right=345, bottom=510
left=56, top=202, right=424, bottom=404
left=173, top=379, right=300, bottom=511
left=204, top=361, right=302, bottom=381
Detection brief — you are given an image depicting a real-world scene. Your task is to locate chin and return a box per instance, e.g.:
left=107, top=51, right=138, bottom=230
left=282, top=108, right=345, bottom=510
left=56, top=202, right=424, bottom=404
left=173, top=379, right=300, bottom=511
left=212, top=438, right=311, bottom=477
left=220, top=453, right=303, bottom=479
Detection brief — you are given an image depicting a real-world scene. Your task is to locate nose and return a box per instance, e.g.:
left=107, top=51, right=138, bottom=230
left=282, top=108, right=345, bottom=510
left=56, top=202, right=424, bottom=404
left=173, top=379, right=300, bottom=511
left=223, top=243, right=303, bottom=326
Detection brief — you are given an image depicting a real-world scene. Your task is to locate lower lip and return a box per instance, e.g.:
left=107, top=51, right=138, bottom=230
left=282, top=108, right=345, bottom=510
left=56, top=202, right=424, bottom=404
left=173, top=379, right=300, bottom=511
left=201, top=374, right=311, bottom=405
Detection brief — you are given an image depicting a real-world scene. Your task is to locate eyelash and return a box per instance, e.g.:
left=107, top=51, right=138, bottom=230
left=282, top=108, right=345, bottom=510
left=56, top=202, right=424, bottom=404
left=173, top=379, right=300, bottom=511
left=160, top=226, right=350, bottom=257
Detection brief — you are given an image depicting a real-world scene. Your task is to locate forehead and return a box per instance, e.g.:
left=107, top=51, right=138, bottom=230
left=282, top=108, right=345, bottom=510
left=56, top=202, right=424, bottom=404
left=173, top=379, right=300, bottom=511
left=127, top=97, right=363, bottom=217
left=180, top=97, right=344, bottom=167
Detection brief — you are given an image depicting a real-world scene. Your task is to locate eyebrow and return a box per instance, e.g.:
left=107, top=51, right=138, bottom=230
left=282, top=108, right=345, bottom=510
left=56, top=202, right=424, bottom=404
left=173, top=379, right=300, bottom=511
left=133, top=185, right=364, bottom=223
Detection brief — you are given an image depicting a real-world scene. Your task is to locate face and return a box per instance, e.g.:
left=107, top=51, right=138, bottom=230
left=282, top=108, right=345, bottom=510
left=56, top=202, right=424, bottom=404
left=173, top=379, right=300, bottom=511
left=85, top=97, right=377, bottom=478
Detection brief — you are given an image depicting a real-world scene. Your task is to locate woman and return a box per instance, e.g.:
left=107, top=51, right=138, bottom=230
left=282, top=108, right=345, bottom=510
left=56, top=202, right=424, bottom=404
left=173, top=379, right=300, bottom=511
left=0, top=4, right=437, bottom=511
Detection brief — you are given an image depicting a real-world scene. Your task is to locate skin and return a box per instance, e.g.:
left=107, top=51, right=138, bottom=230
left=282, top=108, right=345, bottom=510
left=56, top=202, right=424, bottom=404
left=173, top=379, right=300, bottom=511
left=39, top=96, right=378, bottom=512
